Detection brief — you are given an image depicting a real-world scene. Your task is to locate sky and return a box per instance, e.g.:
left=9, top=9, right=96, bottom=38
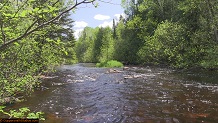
left=70, top=0, right=125, bottom=39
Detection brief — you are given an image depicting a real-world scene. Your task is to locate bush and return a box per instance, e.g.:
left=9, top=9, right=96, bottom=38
left=138, top=21, right=187, bottom=67
left=96, top=60, right=124, bottom=68
left=0, top=106, right=45, bottom=120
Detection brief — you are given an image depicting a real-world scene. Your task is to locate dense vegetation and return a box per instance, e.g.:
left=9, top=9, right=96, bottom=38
left=0, top=0, right=218, bottom=119
left=75, top=0, right=218, bottom=69
left=96, top=60, right=124, bottom=68
left=0, top=0, right=96, bottom=105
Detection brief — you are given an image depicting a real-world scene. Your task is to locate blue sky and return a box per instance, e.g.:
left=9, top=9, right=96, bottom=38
left=70, top=0, right=125, bottom=39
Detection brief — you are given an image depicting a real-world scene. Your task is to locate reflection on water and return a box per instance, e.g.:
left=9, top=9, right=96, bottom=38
left=7, top=63, right=218, bottom=123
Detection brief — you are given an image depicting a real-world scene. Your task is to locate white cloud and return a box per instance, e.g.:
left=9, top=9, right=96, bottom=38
left=94, top=14, right=110, bottom=21
left=74, top=21, right=88, bottom=39
left=98, top=21, right=113, bottom=28
left=114, top=13, right=128, bottom=22
left=98, top=13, right=128, bottom=28
left=74, top=28, right=84, bottom=39
left=74, top=21, right=88, bottom=28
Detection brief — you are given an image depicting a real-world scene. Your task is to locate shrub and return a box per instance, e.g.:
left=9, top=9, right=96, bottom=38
left=0, top=106, right=45, bottom=120
left=138, top=21, right=187, bottom=67
left=96, top=60, right=123, bottom=68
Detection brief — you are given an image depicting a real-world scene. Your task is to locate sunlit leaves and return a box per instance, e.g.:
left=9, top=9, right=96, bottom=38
left=138, top=21, right=187, bottom=66
left=0, top=0, right=78, bottom=105
left=13, top=42, right=20, bottom=46
left=0, top=107, right=45, bottom=120
left=0, top=0, right=62, bottom=43
left=75, top=26, right=115, bottom=63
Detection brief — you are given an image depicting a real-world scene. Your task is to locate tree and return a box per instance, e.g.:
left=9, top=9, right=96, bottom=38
left=138, top=21, right=187, bottom=67
left=112, top=19, right=117, bottom=39
left=98, top=27, right=114, bottom=62
left=0, top=0, right=96, bottom=51
left=75, top=27, right=96, bottom=62
left=75, top=26, right=115, bottom=63
left=75, top=0, right=217, bottom=69
left=0, top=0, right=97, bottom=104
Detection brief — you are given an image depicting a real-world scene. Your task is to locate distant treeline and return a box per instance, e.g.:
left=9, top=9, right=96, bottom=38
left=75, top=0, right=218, bottom=69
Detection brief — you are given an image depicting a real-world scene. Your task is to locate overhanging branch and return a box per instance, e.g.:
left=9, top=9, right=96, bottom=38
left=0, top=0, right=95, bottom=51
left=0, top=1, right=9, bottom=11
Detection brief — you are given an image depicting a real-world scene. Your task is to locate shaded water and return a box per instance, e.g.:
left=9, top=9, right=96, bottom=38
left=7, top=63, right=218, bottom=122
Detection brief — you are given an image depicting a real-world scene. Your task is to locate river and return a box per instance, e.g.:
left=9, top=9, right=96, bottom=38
left=8, top=63, right=218, bottom=123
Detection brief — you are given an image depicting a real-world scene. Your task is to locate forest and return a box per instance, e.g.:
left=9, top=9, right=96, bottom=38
left=0, top=0, right=218, bottom=119
left=76, top=0, right=218, bottom=69
left=0, top=0, right=90, bottom=105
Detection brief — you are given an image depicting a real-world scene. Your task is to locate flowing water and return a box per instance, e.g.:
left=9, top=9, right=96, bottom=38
left=7, top=63, right=218, bottom=123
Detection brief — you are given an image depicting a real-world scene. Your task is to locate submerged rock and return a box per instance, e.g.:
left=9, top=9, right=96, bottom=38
left=123, top=67, right=130, bottom=70
left=123, top=73, right=155, bottom=79
left=106, top=69, right=123, bottom=73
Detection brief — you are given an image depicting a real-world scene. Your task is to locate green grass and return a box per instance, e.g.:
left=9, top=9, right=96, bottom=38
left=96, top=60, right=123, bottom=68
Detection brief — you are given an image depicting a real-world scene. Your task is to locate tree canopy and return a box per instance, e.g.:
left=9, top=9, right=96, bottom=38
left=75, top=0, right=218, bottom=68
left=0, top=0, right=96, bottom=104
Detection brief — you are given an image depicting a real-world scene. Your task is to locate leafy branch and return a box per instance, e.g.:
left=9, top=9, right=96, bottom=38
left=0, top=0, right=96, bottom=51
left=0, top=106, right=45, bottom=120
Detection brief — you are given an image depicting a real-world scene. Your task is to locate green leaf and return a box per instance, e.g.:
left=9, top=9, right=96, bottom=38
left=64, top=51, right=68, bottom=55
left=48, top=5, right=57, bottom=11
left=0, top=106, right=6, bottom=110
left=14, top=42, right=20, bottom=46
left=19, top=107, right=30, bottom=113
left=33, top=8, right=39, bottom=12
left=20, top=10, right=27, bottom=17
left=53, top=13, right=57, bottom=16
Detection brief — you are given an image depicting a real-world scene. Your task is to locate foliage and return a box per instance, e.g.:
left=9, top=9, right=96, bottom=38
left=75, top=27, right=115, bottom=63
left=0, top=0, right=94, bottom=106
left=98, top=27, right=115, bottom=62
left=0, top=0, right=99, bottom=121
left=0, top=106, right=45, bottom=120
left=138, top=21, right=187, bottom=67
left=76, top=0, right=218, bottom=69
left=0, top=0, right=97, bottom=121
left=75, top=27, right=97, bottom=62
left=96, top=60, right=124, bottom=68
